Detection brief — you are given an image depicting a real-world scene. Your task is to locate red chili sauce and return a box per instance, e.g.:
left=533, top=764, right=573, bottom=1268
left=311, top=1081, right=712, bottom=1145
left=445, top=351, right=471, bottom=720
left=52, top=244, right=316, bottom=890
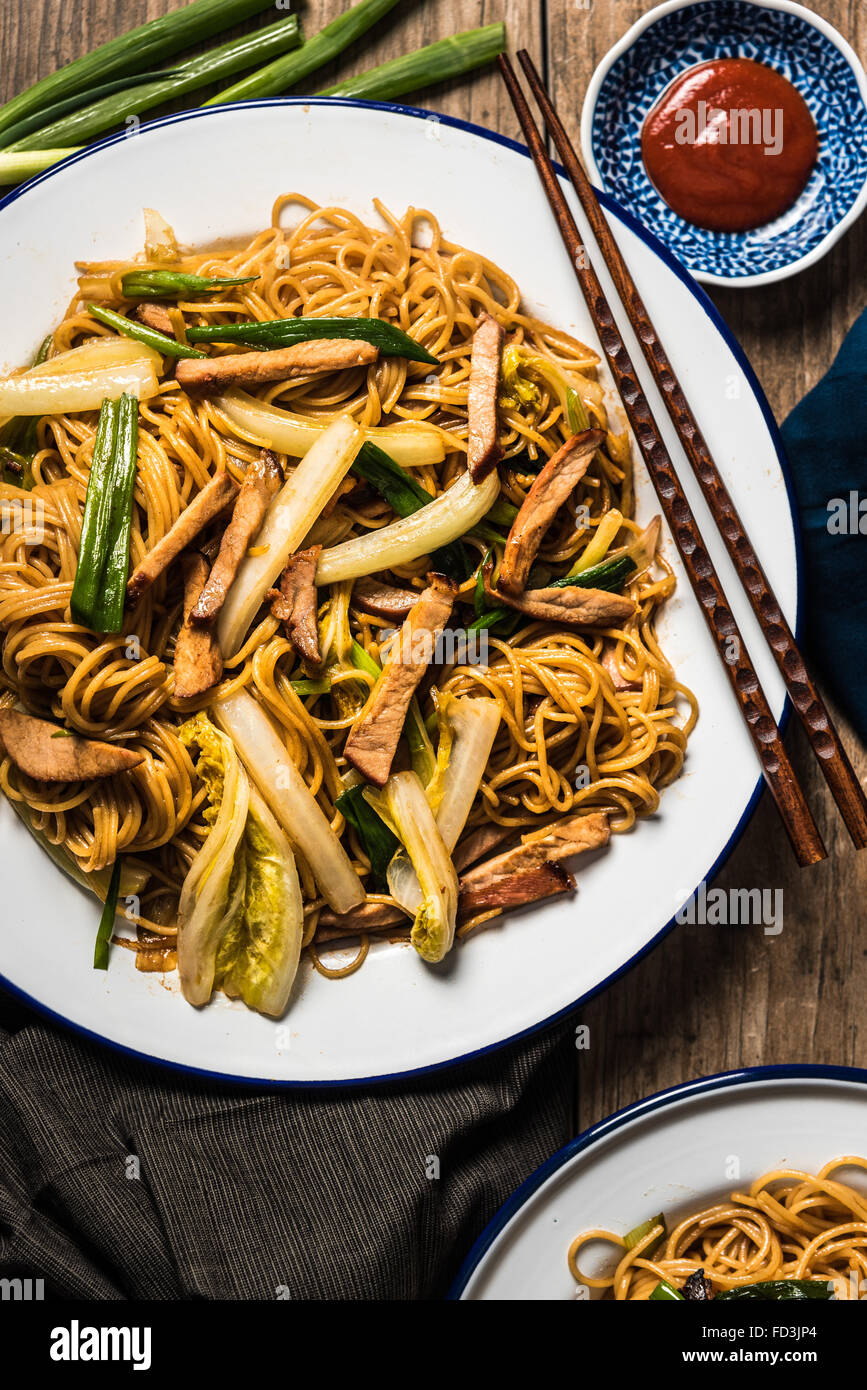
left=641, top=58, right=818, bottom=233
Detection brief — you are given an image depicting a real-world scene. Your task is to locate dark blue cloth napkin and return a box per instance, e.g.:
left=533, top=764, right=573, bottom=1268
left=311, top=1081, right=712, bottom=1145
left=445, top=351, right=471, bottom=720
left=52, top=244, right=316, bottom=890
left=781, top=307, right=867, bottom=744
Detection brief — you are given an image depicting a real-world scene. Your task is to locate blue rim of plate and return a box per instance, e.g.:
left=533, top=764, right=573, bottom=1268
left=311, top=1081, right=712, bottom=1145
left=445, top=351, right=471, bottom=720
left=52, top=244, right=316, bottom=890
left=584, top=0, right=867, bottom=287
left=0, top=97, right=805, bottom=1089
left=449, top=1062, right=867, bottom=1298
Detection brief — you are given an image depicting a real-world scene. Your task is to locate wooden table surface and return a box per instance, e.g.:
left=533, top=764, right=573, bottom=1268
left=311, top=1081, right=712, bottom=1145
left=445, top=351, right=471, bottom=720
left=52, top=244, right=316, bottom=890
left=2, top=1, right=866, bottom=1133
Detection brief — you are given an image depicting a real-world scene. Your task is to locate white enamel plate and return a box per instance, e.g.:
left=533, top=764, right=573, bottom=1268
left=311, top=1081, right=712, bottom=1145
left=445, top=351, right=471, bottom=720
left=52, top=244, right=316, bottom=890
left=454, top=1066, right=867, bottom=1300
left=0, top=100, right=799, bottom=1084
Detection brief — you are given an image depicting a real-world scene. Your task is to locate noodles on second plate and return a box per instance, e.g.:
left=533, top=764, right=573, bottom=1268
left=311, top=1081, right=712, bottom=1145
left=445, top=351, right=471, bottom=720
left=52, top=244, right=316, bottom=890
left=569, top=1157, right=867, bottom=1299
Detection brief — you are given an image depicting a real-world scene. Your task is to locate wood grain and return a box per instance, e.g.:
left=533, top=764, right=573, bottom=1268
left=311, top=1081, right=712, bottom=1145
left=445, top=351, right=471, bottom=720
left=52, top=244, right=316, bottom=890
left=1, top=1, right=865, bottom=1137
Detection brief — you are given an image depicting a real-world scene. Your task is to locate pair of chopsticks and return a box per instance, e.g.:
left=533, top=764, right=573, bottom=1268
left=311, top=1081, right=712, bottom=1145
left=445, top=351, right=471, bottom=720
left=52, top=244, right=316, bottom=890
left=498, top=51, right=867, bottom=867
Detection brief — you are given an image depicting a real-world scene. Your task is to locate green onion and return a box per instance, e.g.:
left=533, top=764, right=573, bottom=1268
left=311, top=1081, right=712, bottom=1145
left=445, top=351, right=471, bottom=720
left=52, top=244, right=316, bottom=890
left=93, top=859, right=122, bottom=970
left=0, top=149, right=79, bottom=184
left=623, top=1213, right=666, bottom=1257
left=206, top=0, right=401, bottom=106
left=9, top=15, right=301, bottom=152
left=186, top=316, right=438, bottom=366
left=567, top=387, right=590, bottom=432
left=93, top=395, right=140, bottom=632
left=121, top=270, right=257, bottom=300
left=351, top=440, right=433, bottom=515
left=87, top=303, right=207, bottom=360
left=486, top=497, right=518, bottom=526
left=319, top=24, right=507, bottom=102
left=349, top=442, right=469, bottom=580
left=0, top=71, right=181, bottom=149
left=649, top=1280, right=685, bottom=1302
left=0, top=0, right=276, bottom=142
left=336, top=783, right=398, bottom=887
left=291, top=676, right=332, bottom=697
left=350, top=638, right=382, bottom=682
left=71, top=394, right=138, bottom=633
left=716, top=1280, right=833, bottom=1302
left=550, top=555, right=636, bottom=593
left=470, top=521, right=509, bottom=549
left=467, top=604, right=520, bottom=637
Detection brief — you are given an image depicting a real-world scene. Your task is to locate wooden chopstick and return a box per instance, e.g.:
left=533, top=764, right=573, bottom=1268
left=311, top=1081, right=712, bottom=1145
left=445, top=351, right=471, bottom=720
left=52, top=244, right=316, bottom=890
left=514, top=49, right=867, bottom=854
left=497, top=53, right=826, bottom=868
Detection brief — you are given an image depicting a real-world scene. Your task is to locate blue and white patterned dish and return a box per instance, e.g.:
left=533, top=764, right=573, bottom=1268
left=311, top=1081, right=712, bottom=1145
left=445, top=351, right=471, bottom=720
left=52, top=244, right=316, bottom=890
left=580, top=0, right=867, bottom=286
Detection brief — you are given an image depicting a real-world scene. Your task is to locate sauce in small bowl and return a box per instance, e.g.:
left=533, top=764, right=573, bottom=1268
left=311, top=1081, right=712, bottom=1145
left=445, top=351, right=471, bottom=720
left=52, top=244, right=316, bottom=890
left=580, top=0, right=867, bottom=286
left=641, top=57, right=818, bottom=233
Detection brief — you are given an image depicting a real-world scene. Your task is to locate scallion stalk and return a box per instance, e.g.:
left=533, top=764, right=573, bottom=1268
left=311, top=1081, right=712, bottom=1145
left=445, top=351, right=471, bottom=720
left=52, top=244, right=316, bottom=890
left=88, top=303, right=207, bottom=360
left=551, top=555, right=636, bottom=593
left=0, top=0, right=276, bottom=142
left=0, top=149, right=80, bottom=184
left=206, top=0, right=401, bottom=106
left=649, top=1280, right=685, bottom=1302
left=335, top=782, right=398, bottom=887
left=9, top=15, right=301, bottom=152
left=319, top=24, right=507, bottom=101
left=120, top=269, right=257, bottom=300
left=94, top=394, right=140, bottom=632
left=71, top=393, right=139, bottom=634
left=93, top=859, right=122, bottom=970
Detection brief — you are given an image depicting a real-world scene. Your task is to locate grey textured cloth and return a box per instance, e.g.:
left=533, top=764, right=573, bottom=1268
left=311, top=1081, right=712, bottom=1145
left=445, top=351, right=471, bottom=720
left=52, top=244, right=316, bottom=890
left=0, top=999, right=573, bottom=1300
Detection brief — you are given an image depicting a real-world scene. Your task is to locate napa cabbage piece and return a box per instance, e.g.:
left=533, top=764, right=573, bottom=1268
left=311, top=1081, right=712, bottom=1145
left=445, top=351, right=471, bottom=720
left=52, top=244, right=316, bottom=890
left=177, top=714, right=305, bottom=1016
left=217, top=388, right=445, bottom=468
left=213, top=689, right=364, bottom=915
left=0, top=336, right=161, bottom=415
left=365, top=770, right=458, bottom=965
left=177, top=713, right=250, bottom=1008
left=214, top=785, right=303, bottom=1017
left=316, top=467, right=499, bottom=584
left=498, top=344, right=604, bottom=426
left=386, top=695, right=500, bottom=918
left=217, top=412, right=363, bottom=658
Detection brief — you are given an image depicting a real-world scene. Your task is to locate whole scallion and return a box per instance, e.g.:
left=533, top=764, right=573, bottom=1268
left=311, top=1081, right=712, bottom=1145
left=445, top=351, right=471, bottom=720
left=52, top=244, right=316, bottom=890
left=0, top=71, right=181, bottom=150
left=8, top=15, right=301, bottom=152
left=0, top=0, right=276, bottom=142
left=207, top=0, right=401, bottom=106
left=319, top=23, right=507, bottom=102
left=88, top=303, right=208, bottom=360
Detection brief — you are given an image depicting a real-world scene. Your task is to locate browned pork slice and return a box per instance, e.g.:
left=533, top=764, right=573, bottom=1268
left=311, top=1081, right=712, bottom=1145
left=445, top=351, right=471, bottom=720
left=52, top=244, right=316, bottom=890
left=0, top=708, right=144, bottom=782
left=466, top=312, right=505, bottom=483
left=483, top=566, right=636, bottom=628
left=498, top=429, right=604, bottom=595
left=267, top=545, right=322, bottom=666
left=127, top=472, right=238, bottom=607
left=458, top=860, right=575, bottom=916
left=175, top=339, right=378, bottom=392
left=343, top=574, right=457, bottom=786
left=135, top=303, right=174, bottom=335
left=190, top=451, right=282, bottom=626
left=352, top=577, right=418, bottom=622
left=173, top=553, right=224, bottom=700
